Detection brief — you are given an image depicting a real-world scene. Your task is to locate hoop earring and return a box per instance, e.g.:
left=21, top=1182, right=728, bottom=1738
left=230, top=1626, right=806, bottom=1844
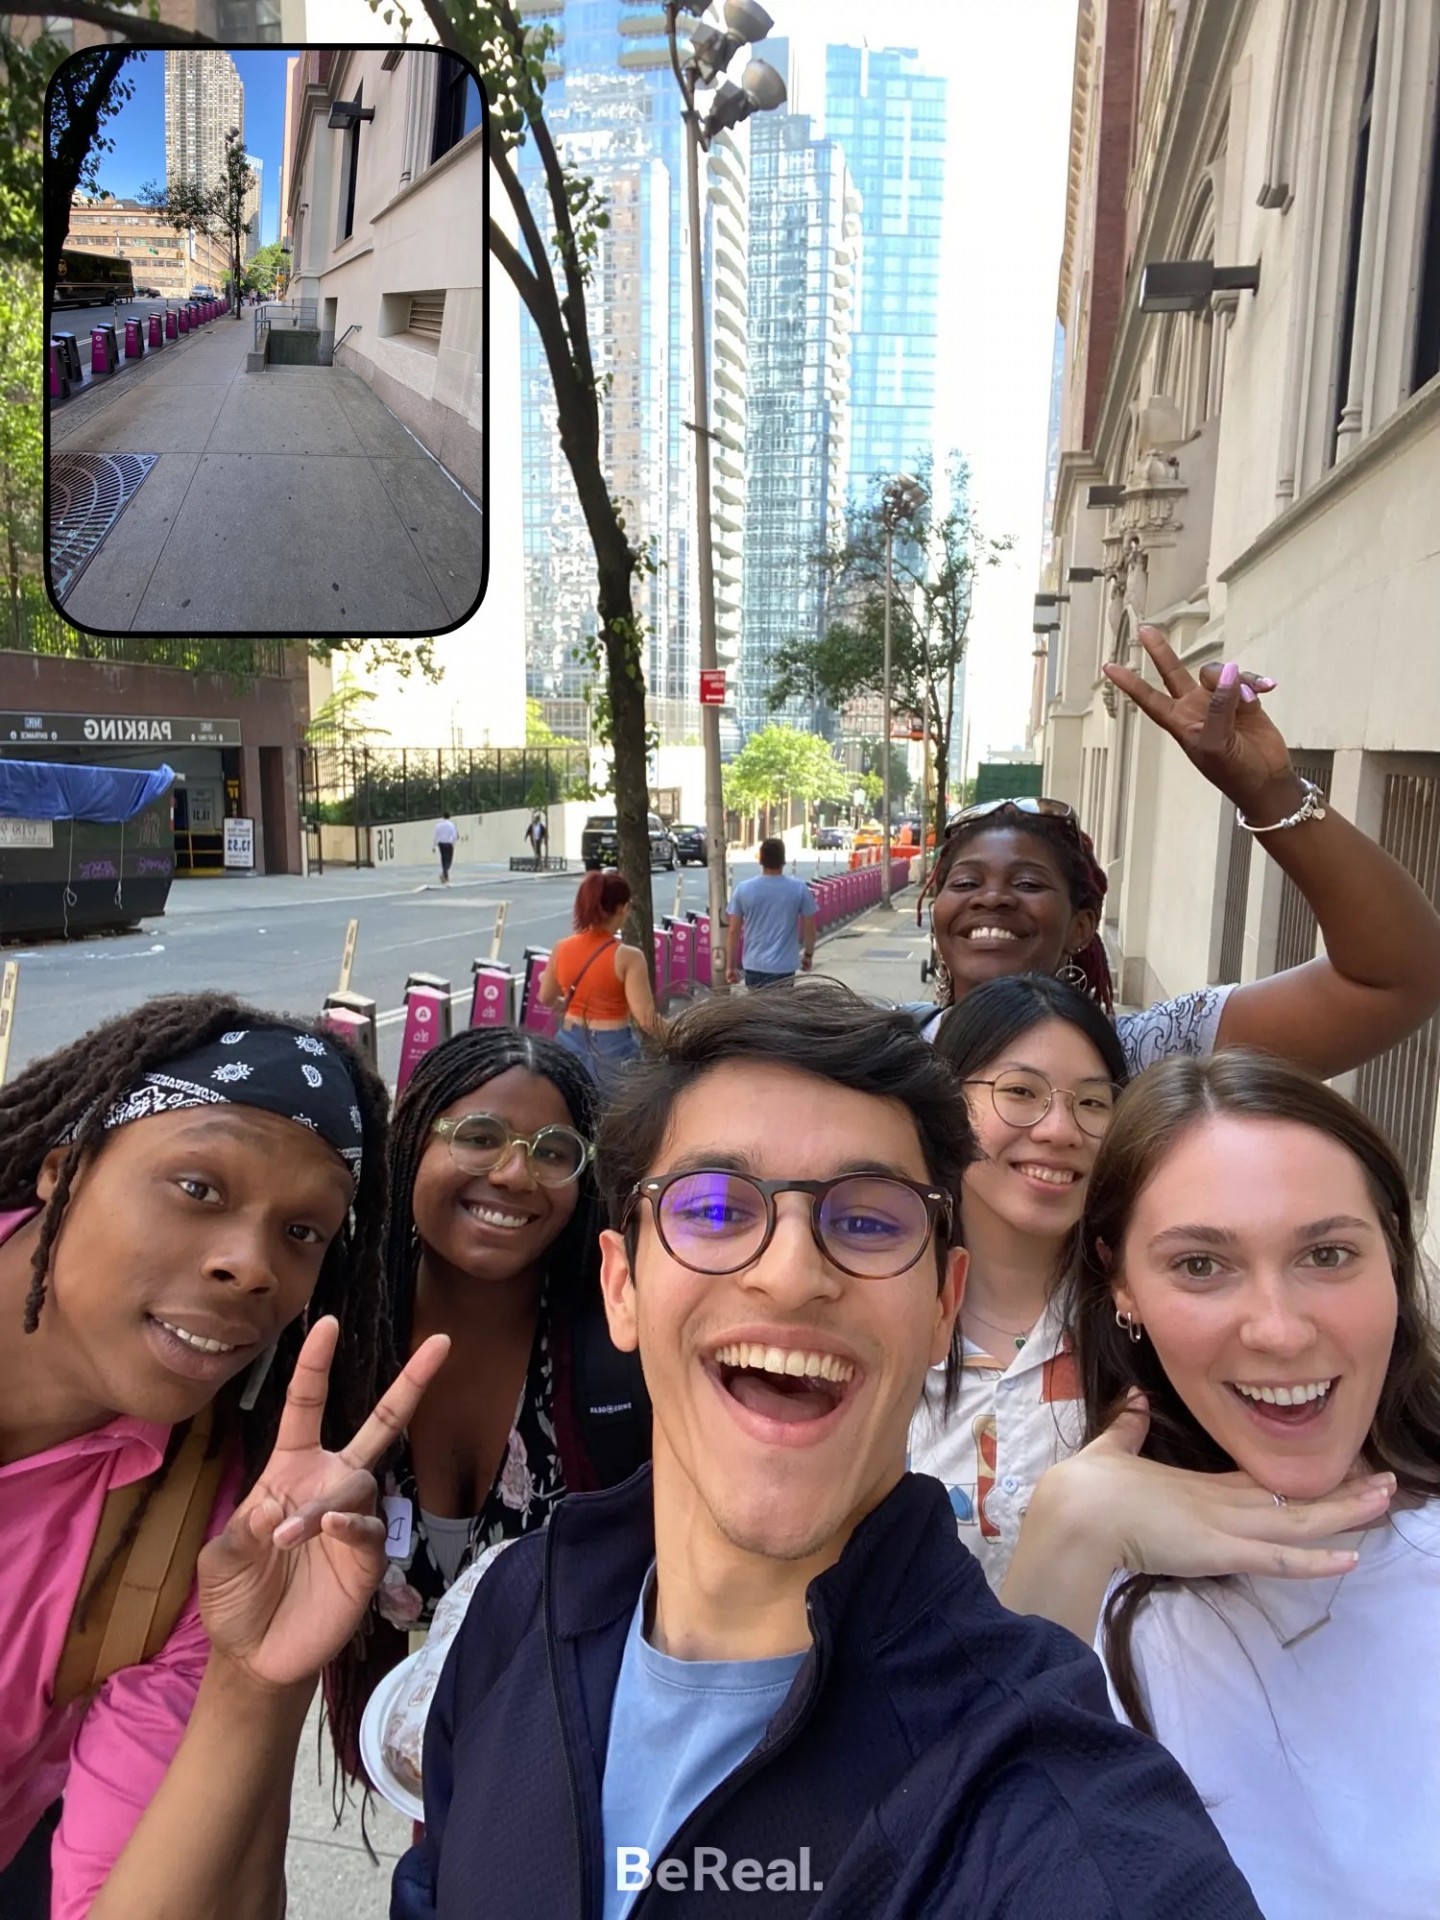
left=1056, top=955, right=1089, bottom=992
left=1115, top=1307, right=1143, bottom=1344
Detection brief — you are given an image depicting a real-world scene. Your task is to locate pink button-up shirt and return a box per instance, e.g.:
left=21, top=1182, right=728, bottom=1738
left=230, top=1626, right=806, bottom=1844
left=0, top=1209, right=239, bottom=1915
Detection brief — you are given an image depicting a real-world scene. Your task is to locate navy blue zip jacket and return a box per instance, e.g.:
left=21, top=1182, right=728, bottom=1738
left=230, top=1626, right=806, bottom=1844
left=391, top=1467, right=1260, bottom=1919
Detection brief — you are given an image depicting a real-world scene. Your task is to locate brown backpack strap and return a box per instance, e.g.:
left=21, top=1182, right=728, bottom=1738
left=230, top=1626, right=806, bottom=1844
left=53, top=1406, right=227, bottom=1711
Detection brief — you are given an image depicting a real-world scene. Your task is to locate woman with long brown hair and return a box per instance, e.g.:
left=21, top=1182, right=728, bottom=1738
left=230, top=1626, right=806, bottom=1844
left=539, top=870, right=659, bottom=1096
left=1003, top=1052, right=1440, bottom=1917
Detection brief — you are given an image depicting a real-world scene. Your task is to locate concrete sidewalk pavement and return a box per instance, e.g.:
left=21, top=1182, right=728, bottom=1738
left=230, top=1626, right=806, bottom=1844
left=51, top=313, right=483, bottom=633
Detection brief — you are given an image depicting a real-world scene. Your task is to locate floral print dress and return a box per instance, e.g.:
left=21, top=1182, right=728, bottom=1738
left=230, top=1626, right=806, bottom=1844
left=374, top=1306, right=567, bottom=1633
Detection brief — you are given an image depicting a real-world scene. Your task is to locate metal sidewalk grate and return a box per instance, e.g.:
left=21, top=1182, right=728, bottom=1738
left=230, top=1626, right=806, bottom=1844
left=48, top=451, right=159, bottom=602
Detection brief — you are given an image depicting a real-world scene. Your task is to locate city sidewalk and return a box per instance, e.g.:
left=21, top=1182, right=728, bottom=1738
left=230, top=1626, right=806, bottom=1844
left=50, top=313, right=483, bottom=633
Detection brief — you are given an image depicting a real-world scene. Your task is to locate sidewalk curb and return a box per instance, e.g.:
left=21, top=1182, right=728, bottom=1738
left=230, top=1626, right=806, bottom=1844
left=51, top=313, right=237, bottom=423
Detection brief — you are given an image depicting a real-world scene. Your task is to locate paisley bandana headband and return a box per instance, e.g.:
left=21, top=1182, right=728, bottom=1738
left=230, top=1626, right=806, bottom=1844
left=63, top=1025, right=366, bottom=1183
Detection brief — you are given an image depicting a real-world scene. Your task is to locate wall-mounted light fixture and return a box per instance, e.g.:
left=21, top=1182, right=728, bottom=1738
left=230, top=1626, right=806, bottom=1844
left=1138, top=259, right=1260, bottom=314
left=327, top=99, right=376, bottom=131
left=1087, top=484, right=1125, bottom=509
left=1067, top=565, right=1102, bottom=583
left=1034, top=592, right=1070, bottom=608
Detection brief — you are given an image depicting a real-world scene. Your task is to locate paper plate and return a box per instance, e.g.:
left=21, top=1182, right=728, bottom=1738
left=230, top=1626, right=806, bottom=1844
left=359, top=1649, right=427, bottom=1824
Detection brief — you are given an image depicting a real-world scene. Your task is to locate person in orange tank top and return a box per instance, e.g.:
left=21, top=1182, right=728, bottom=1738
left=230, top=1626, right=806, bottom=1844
left=539, top=872, right=658, bottom=1098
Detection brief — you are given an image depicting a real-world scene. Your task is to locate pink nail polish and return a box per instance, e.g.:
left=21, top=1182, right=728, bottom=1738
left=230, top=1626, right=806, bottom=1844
left=1255, top=676, right=1277, bottom=690
left=1239, top=684, right=1256, bottom=703
left=1218, top=661, right=1239, bottom=689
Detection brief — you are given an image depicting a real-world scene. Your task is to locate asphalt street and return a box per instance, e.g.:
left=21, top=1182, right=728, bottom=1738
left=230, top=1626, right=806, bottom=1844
left=2, top=857, right=845, bottom=1085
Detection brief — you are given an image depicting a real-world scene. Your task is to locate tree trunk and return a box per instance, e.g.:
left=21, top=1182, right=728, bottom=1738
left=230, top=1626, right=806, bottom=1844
left=595, top=554, right=654, bottom=967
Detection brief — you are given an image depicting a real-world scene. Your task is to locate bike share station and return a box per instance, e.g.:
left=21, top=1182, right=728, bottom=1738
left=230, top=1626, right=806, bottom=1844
left=313, top=860, right=909, bottom=1092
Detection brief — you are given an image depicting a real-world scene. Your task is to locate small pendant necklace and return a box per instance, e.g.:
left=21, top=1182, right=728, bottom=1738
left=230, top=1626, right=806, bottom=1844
left=965, top=1308, right=1034, bottom=1353
left=1274, top=1532, right=1368, bottom=1649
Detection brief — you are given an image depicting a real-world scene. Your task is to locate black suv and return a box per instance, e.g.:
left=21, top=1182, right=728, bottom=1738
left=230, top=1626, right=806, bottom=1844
left=581, top=813, right=677, bottom=871
left=670, top=823, right=707, bottom=865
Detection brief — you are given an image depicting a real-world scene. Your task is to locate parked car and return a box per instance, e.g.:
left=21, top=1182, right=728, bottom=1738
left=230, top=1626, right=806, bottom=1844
left=814, top=826, right=847, bottom=850
left=670, top=823, right=707, bottom=865
left=581, top=812, right=677, bottom=871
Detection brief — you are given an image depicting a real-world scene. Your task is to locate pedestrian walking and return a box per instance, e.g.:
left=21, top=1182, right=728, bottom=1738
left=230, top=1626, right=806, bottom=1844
left=0, top=994, right=390, bottom=1919
left=434, top=811, right=459, bottom=885
left=539, top=872, right=658, bottom=1097
left=525, top=811, right=549, bottom=864
left=724, top=836, right=818, bottom=988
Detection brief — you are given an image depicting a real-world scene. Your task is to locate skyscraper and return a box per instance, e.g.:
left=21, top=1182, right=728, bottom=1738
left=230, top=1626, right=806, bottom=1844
left=824, top=44, right=947, bottom=495
left=515, top=1, right=750, bottom=748
left=165, top=49, right=245, bottom=197
left=243, top=154, right=263, bottom=258
left=739, top=105, right=860, bottom=742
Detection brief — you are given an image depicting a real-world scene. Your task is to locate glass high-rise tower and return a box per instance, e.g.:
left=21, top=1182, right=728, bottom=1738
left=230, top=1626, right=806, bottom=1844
left=739, top=104, right=860, bottom=742
left=824, top=44, right=947, bottom=495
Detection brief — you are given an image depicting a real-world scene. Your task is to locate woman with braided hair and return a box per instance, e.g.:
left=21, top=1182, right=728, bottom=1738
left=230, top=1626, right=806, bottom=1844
left=324, top=1026, right=650, bottom=1787
left=919, top=626, right=1440, bottom=1079
left=0, top=992, right=390, bottom=1918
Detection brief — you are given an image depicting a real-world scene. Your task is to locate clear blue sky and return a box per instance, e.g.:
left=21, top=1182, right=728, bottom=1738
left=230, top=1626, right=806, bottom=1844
left=93, top=49, right=290, bottom=248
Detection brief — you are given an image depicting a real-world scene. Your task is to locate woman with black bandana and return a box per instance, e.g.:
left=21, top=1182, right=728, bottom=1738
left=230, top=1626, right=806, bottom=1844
left=324, top=1026, right=651, bottom=1787
left=0, top=993, right=390, bottom=1920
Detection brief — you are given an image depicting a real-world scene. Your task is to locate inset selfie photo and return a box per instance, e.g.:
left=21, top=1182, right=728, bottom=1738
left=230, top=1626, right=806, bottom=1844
left=43, top=44, right=486, bottom=637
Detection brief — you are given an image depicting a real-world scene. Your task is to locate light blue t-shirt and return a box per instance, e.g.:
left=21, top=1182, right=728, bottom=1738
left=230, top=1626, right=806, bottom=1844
left=601, top=1574, right=806, bottom=1919
left=727, top=873, right=819, bottom=974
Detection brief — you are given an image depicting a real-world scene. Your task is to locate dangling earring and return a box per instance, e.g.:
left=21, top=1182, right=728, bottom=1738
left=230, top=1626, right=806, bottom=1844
left=1056, top=953, right=1089, bottom=992
left=1115, top=1307, right=1143, bottom=1344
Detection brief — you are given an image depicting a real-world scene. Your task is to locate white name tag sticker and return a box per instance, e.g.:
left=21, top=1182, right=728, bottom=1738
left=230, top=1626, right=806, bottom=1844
left=382, top=1496, right=413, bottom=1560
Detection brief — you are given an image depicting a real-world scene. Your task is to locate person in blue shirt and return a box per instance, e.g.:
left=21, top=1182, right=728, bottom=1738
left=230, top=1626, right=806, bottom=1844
left=88, top=987, right=1261, bottom=1920
left=725, top=838, right=818, bottom=987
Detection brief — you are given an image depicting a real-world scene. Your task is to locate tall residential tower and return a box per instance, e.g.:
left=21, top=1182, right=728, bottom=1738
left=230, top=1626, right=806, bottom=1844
left=164, top=49, right=245, bottom=196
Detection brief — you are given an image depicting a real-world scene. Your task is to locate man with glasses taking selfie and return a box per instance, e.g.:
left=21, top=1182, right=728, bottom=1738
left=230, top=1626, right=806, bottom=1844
left=391, top=982, right=1259, bottom=1918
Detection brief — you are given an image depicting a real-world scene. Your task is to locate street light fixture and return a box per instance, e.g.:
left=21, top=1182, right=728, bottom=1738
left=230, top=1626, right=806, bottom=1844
left=327, top=100, right=375, bottom=130
left=665, top=0, right=787, bottom=984
left=879, top=473, right=928, bottom=910
left=1138, top=259, right=1260, bottom=313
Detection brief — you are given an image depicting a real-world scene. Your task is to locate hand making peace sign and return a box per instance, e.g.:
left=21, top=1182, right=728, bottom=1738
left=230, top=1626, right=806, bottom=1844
left=1103, top=623, right=1302, bottom=820
left=196, top=1317, right=450, bottom=1691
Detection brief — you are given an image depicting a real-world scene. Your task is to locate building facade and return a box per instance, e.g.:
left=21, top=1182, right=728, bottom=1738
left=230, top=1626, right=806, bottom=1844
left=65, top=197, right=232, bottom=299
left=243, top=155, right=263, bottom=259
left=285, top=46, right=485, bottom=498
left=1036, top=0, right=1440, bottom=1224
left=739, top=107, right=859, bottom=742
left=823, top=43, right=947, bottom=496
left=165, top=49, right=245, bottom=197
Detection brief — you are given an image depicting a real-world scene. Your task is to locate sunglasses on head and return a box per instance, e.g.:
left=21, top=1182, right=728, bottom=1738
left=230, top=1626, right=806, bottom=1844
left=944, top=796, right=1079, bottom=838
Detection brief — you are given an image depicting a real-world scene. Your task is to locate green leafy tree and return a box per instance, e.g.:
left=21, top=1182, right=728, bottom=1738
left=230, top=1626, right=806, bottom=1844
left=525, top=697, right=573, bottom=749
left=141, top=127, right=254, bottom=318
left=769, top=454, right=1012, bottom=835
left=0, top=262, right=44, bottom=631
left=858, top=738, right=913, bottom=814
left=307, top=637, right=441, bottom=683
left=724, top=726, right=849, bottom=841
left=44, top=49, right=135, bottom=297
left=377, top=0, right=658, bottom=956
left=306, top=672, right=391, bottom=756
left=245, top=240, right=288, bottom=297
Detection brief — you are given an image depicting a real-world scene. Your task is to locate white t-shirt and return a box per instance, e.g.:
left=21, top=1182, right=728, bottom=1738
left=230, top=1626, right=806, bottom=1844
left=434, top=819, right=459, bottom=846
left=908, top=1299, right=1083, bottom=1590
left=1098, top=1501, right=1440, bottom=1919
left=920, top=982, right=1234, bottom=1079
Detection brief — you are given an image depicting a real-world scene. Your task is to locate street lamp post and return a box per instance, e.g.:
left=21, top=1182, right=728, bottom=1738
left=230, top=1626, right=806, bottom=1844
left=879, top=474, right=927, bottom=908
left=666, top=2, right=787, bottom=985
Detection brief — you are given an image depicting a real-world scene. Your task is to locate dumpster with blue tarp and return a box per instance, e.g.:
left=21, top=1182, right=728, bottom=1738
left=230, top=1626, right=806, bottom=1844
left=0, top=760, right=176, bottom=938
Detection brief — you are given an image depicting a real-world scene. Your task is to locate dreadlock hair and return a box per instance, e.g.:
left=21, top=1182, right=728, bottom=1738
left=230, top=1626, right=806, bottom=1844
left=325, top=1025, right=603, bottom=1794
left=0, top=992, right=392, bottom=1631
left=917, top=804, right=1115, bottom=1014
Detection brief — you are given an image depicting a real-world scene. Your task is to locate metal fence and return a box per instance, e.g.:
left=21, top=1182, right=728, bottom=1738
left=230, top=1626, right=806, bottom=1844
left=254, top=300, right=318, bottom=349
left=301, top=743, right=591, bottom=828
left=3, top=588, right=290, bottom=678
left=1356, top=766, right=1440, bottom=1201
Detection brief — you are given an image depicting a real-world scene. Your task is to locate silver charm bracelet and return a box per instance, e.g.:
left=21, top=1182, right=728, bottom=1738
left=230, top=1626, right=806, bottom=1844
left=1237, top=776, right=1328, bottom=835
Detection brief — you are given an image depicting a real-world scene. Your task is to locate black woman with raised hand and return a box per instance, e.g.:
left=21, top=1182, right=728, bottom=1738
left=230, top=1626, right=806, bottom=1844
left=918, top=624, right=1440, bottom=1077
